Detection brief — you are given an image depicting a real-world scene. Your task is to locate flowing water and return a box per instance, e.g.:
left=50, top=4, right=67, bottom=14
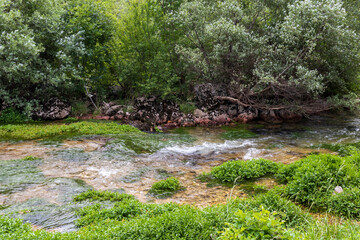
left=1, top=114, right=360, bottom=232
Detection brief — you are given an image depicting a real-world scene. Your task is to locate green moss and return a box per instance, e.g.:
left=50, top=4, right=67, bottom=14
left=0, top=121, right=142, bottom=140
left=210, top=158, right=279, bottom=183
left=0, top=158, right=45, bottom=194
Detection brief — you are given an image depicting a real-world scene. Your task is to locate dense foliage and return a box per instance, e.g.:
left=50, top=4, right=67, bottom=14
left=0, top=0, right=359, bottom=117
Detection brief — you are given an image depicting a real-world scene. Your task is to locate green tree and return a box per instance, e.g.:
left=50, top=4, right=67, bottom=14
left=64, top=0, right=120, bottom=106
left=173, top=0, right=360, bottom=111
left=113, top=0, right=180, bottom=99
left=0, top=0, right=80, bottom=114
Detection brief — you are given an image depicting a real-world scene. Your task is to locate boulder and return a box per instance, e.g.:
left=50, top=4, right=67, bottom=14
left=35, top=98, right=71, bottom=120
left=193, top=109, right=208, bottom=118
left=259, top=109, right=283, bottom=123
left=214, top=114, right=231, bottom=124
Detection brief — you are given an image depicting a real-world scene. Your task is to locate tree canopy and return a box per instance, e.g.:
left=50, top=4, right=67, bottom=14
left=0, top=0, right=359, bottom=115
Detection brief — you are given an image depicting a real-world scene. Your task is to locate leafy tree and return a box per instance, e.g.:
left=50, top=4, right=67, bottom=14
left=113, top=0, right=181, bottom=99
left=0, top=0, right=80, bottom=114
left=173, top=0, right=360, bottom=111
left=63, top=0, right=120, bottom=106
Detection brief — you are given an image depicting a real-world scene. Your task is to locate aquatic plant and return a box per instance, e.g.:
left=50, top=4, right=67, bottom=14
left=220, top=125, right=257, bottom=140
left=210, top=158, right=279, bottom=183
left=149, top=177, right=183, bottom=198
left=0, top=122, right=142, bottom=140
left=74, top=190, right=134, bottom=202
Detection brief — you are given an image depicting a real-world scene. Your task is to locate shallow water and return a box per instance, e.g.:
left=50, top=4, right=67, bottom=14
left=1, top=114, right=360, bottom=231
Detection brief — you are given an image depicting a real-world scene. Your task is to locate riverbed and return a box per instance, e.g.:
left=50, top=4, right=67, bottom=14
left=1, top=114, right=359, bottom=232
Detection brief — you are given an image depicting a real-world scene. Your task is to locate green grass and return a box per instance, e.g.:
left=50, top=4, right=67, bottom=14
left=0, top=121, right=142, bottom=140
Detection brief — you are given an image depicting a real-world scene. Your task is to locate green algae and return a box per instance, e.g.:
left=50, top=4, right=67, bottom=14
left=0, top=158, right=45, bottom=194
left=220, top=124, right=257, bottom=140
left=0, top=122, right=142, bottom=141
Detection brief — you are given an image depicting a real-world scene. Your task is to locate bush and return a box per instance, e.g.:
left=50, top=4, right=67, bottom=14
left=0, top=108, right=30, bottom=124
left=280, top=153, right=360, bottom=218
left=149, top=177, right=183, bottom=198
left=179, top=102, right=197, bottom=114
left=218, top=208, right=300, bottom=240
left=326, top=187, right=360, bottom=219
left=70, top=102, right=89, bottom=116
left=210, top=159, right=279, bottom=183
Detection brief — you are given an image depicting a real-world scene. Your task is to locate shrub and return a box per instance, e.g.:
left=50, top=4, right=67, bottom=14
left=326, top=187, right=360, bottom=219
left=149, top=177, right=183, bottom=198
left=0, top=108, right=30, bottom=124
left=70, top=102, right=89, bottom=116
left=210, top=159, right=279, bottom=183
left=218, top=208, right=300, bottom=240
left=280, top=153, right=360, bottom=218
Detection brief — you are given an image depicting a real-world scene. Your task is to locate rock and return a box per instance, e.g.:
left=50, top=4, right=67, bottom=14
left=227, top=104, right=238, bottom=117
left=130, top=120, right=154, bottom=132
left=163, top=122, right=178, bottom=128
left=334, top=186, right=343, bottom=194
left=104, top=105, right=123, bottom=116
left=193, top=109, right=208, bottom=118
left=259, top=109, right=283, bottom=123
left=194, top=83, right=227, bottom=110
left=278, top=109, right=302, bottom=122
left=214, top=114, right=231, bottom=124
left=194, top=117, right=212, bottom=126
left=35, top=98, right=71, bottom=120
left=236, top=112, right=256, bottom=123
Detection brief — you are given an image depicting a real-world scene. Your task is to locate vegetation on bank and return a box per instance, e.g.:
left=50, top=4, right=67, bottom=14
left=0, top=121, right=142, bottom=140
left=0, top=0, right=360, bottom=118
left=1, top=189, right=360, bottom=239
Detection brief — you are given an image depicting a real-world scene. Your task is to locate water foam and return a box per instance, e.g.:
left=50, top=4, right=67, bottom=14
left=155, top=139, right=256, bottom=156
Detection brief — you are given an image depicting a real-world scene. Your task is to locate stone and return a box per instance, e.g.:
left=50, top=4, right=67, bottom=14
left=214, top=114, right=231, bottom=124
left=104, top=105, right=123, bottom=116
left=227, top=104, right=238, bottom=117
left=35, top=98, right=71, bottom=120
left=259, top=109, right=283, bottom=123
left=193, top=109, right=208, bottom=118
